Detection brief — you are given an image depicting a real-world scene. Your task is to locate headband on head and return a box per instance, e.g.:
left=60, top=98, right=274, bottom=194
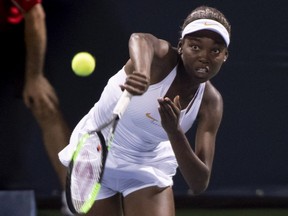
left=181, top=19, right=230, bottom=47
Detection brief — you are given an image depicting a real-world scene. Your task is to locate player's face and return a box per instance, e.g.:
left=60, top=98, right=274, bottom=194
left=179, top=30, right=228, bottom=82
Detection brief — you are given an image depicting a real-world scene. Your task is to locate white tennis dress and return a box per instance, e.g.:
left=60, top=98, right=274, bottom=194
left=59, top=65, right=206, bottom=199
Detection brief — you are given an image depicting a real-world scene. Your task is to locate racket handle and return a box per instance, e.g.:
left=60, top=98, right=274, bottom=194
left=113, top=90, right=132, bottom=118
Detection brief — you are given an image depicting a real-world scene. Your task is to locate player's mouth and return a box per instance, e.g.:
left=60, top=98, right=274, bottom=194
left=195, top=66, right=209, bottom=74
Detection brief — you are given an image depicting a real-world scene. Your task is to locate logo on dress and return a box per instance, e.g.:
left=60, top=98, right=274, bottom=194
left=145, top=113, right=161, bottom=126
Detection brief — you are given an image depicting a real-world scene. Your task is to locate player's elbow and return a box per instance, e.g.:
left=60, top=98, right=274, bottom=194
left=129, top=33, right=144, bottom=45
left=129, top=32, right=149, bottom=41
left=129, top=33, right=155, bottom=48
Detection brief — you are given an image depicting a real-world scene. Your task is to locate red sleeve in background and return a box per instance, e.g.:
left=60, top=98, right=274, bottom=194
left=12, top=0, right=41, bottom=12
left=5, top=0, right=41, bottom=24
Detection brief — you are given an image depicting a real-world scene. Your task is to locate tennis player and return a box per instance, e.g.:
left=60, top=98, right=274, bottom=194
left=59, top=5, right=231, bottom=216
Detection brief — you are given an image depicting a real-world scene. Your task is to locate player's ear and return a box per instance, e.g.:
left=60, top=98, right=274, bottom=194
left=223, top=50, right=229, bottom=62
left=177, top=40, right=183, bottom=55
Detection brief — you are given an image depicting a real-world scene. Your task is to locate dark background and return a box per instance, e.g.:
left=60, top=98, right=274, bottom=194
left=1, top=0, right=288, bottom=201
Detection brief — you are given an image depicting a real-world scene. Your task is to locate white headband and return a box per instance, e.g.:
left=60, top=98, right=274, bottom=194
left=181, top=19, right=230, bottom=46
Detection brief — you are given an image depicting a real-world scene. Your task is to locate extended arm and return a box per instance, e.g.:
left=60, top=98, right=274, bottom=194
left=122, top=33, right=174, bottom=95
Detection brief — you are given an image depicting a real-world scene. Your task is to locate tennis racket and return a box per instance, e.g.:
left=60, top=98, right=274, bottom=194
left=66, top=90, right=132, bottom=214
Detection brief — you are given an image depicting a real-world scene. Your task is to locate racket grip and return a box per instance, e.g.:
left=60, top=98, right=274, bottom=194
left=113, top=90, right=132, bottom=118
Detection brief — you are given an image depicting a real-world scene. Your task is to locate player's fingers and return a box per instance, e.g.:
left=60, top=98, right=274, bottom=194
left=159, top=97, right=180, bottom=116
left=125, top=72, right=149, bottom=91
left=157, top=97, right=176, bottom=118
left=131, top=71, right=149, bottom=80
left=158, top=98, right=180, bottom=134
left=126, top=73, right=148, bottom=83
left=173, top=95, right=181, bottom=110
left=121, top=74, right=149, bottom=95
left=120, top=84, right=143, bottom=95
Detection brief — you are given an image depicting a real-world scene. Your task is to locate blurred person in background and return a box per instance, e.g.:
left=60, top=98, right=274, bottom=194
left=0, top=0, right=72, bottom=215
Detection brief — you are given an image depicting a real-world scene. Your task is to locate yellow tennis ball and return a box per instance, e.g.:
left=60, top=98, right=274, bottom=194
left=71, top=52, right=96, bottom=76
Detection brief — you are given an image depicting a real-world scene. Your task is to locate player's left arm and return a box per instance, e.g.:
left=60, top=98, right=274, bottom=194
left=23, top=4, right=58, bottom=114
left=159, top=82, right=223, bottom=194
left=191, top=82, right=223, bottom=193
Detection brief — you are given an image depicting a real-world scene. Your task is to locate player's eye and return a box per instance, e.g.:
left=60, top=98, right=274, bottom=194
left=211, top=48, right=220, bottom=54
left=190, top=45, right=200, bottom=50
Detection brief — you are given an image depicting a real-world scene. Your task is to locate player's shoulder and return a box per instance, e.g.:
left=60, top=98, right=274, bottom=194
left=197, top=81, right=223, bottom=123
left=203, top=81, right=223, bottom=106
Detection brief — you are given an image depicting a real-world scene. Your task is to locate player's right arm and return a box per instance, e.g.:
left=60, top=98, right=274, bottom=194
left=122, top=33, right=176, bottom=95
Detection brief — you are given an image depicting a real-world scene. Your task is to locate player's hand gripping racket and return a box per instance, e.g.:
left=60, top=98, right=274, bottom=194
left=66, top=90, right=132, bottom=214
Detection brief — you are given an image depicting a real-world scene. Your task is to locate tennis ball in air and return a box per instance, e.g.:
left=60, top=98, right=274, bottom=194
left=71, top=52, right=96, bottom=76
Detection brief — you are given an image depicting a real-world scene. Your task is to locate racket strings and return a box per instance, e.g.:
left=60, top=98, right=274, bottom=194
left=71, top=134, right=104, bottom=211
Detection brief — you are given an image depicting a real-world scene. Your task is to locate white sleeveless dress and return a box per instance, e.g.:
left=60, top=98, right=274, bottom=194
left=59, top=65, right=206, bottom=199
